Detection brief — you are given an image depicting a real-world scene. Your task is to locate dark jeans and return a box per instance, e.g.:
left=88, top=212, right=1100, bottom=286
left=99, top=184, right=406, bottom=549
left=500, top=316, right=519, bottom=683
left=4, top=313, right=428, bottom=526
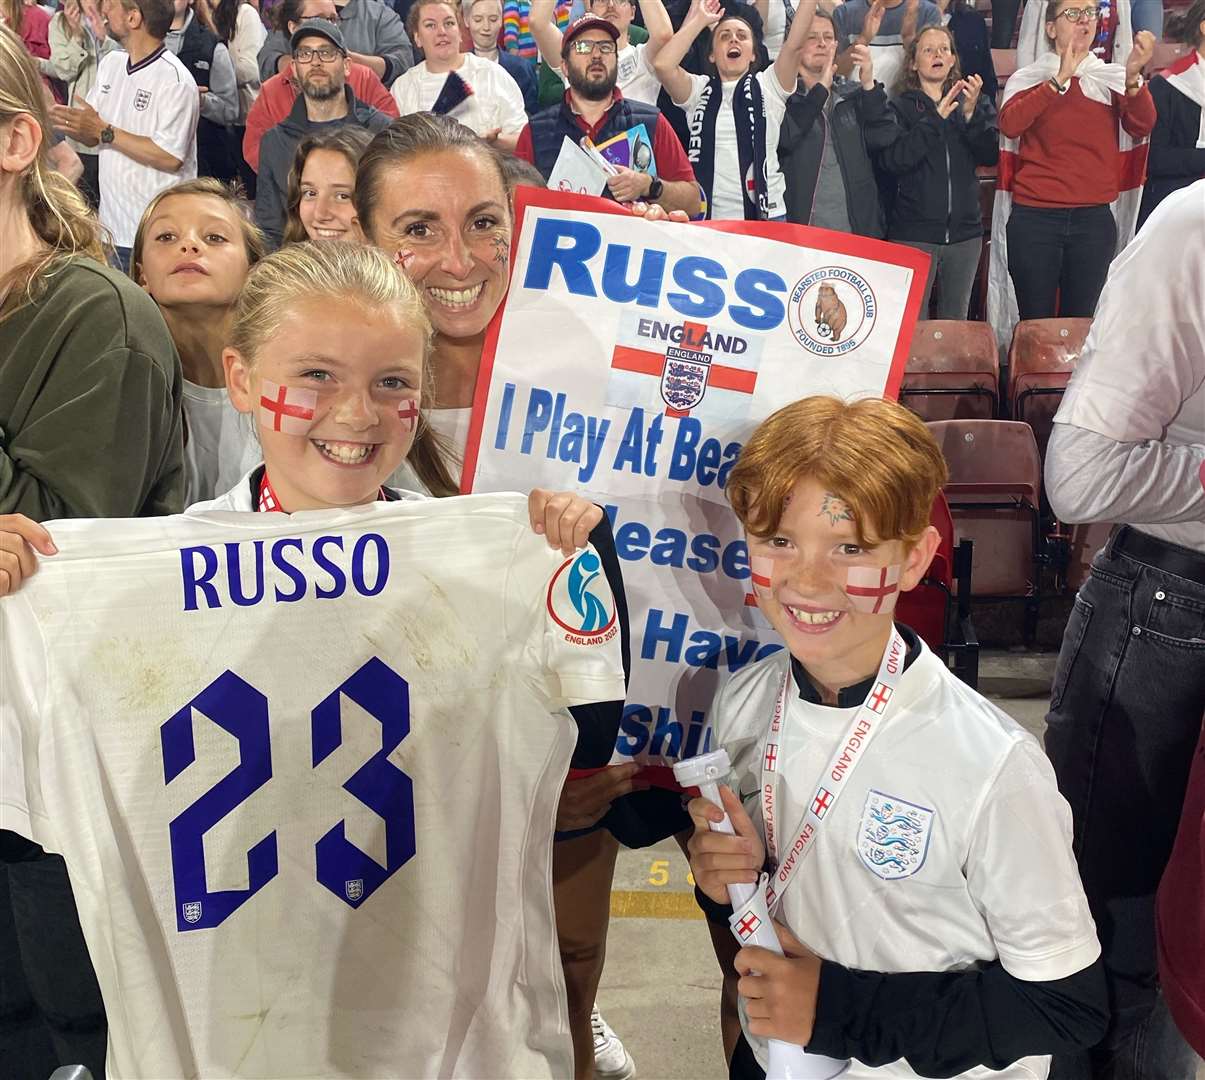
left=0, top=833, right=107, bottom=1080
left=991, top=0, right=1022, bottom=46
left=1006, top=203, right=1117, bottom=319
left=1045, top=527, right=1205, bottom=1079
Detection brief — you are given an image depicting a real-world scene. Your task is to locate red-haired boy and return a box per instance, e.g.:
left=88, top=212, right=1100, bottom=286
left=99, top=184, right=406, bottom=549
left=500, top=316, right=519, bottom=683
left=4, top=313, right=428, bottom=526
left=688, top=396, right=1108, bottom=1079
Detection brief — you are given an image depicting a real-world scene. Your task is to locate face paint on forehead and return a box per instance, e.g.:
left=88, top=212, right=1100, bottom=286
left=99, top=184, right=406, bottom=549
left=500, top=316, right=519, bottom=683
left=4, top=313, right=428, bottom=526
left=818, top=492, right=854, bottom=526
left=845, top=563, right=902, bottom=615
left=259, top=379, right=318, bottom=436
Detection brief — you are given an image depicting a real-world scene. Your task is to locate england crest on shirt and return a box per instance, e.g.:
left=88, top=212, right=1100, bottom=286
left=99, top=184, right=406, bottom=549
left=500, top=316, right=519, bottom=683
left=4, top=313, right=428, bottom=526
left=134, top=88, right=152, bottom=111
left=857, top=790, right=934, bottom=880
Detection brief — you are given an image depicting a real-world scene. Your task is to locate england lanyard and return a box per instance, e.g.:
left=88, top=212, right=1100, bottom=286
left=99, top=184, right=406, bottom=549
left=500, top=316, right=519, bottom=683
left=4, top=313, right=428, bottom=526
left=760, top=626, right=907, bottom=911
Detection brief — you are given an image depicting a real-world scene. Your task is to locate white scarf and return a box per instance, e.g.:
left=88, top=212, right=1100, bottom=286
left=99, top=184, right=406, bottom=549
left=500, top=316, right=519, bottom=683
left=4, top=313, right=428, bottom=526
left=1166, top=52, right=1205, bottom=148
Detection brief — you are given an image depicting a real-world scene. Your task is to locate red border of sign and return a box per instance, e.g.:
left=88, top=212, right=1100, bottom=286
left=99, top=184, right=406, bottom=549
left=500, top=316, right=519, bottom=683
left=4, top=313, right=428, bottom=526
left=461, top=187, right=931, bottom=494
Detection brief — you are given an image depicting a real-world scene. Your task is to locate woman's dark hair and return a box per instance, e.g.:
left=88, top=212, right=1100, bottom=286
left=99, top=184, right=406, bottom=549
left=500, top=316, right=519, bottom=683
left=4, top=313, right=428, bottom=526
left=704, top=2, right=769, bottom=76
left=353, top=114, right=511, bottom=499
left=274, top=0, right=304, bottom=32
left=354, top=113, right=509, bottom=239
left=901, top=24, right=963, bottom=95
left=283, top=126, right=373, bottom=245
left=210, top=0, right=242, bottom=42
left=1165, top=0, right=1205, bottom=46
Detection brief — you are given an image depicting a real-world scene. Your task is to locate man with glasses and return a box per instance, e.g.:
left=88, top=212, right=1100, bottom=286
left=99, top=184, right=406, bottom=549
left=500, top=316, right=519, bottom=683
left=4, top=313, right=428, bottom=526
left=254, top=17, right=392, bottom=246
left=530, top=0, right=671, bottom=104
left=515, top=13, right=700, bottom=213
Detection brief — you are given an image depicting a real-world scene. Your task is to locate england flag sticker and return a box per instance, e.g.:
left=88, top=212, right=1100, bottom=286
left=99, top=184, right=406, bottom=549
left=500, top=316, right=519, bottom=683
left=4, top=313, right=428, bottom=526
left=259, top=380, right=318, bottom=435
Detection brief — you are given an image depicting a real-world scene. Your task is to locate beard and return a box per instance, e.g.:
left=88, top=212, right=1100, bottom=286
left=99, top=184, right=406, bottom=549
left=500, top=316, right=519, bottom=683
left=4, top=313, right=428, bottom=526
left=301, top=73, right=342, bottom=101
left=565, top=61, right=616, bottom=101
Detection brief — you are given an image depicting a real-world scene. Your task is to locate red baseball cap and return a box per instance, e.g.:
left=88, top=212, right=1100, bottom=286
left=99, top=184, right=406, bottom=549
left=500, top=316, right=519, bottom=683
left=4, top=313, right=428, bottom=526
left=561, top=14, right=621, bottom=56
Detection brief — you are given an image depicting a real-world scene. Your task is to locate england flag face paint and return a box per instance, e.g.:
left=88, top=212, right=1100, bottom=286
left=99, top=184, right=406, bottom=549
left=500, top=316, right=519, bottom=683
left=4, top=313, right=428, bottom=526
left=845, top=564, right=903, bottom=615
left=750, top=554, right=774, bottom=600
left=258, top=380, right=318, bottom=436
left=397, top=398, right=419, bottom=433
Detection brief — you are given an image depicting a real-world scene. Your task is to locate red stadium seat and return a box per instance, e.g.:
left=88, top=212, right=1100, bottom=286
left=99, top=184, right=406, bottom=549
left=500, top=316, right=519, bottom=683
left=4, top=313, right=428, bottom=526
left=896, top=492, right=980, bottom=688
left=1065, top=522, right=1114, bottom=592
left=1007, top=318, right=1091, bottom=460
left=927, top=419, right=1044, bottom=642
left=901, top=321, right=999, bottom=421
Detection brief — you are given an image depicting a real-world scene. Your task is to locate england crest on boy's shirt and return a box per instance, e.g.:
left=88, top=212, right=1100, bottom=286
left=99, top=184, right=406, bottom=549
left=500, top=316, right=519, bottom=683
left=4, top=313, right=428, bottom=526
left=857, top=790, right=934, bottom=881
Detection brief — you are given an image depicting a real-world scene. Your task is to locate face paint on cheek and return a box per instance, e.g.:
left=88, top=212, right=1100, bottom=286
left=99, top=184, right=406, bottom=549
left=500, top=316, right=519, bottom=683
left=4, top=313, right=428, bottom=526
left=397, top=398, right=419, bottom=433
left=845, top=564, right=903, bottom=615
left=490, top=234, right=509, bottom=267
left=258, top=379, right=319, bottom=436
left=751, top=554, right=774, bottom=595
left=393, top=248, right=416, bottom=273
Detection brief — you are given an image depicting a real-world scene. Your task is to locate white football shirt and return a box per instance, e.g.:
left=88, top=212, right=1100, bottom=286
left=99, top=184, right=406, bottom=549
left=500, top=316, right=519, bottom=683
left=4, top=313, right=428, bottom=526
left=390, top=52, right=527, bottom=137
left=677, top=70, right=790, bottom=220
left=86, top=47, right=199, bottom=248
left=715, top=640, right=1101, bottom=1079
left=0, top=493, right=625, bottom=1079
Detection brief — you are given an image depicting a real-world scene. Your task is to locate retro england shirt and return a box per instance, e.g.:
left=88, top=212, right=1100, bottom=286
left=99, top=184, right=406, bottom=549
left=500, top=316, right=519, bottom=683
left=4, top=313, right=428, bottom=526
left=714, top=639, right=1101, bottom=1078
left=0, top=493, right=625, bottom=1079
left=86, top=47, right=199, bottom=248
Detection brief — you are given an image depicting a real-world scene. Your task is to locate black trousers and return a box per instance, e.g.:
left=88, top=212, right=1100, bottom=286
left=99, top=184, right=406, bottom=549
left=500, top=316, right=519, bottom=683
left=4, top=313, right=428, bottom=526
left=0, top=832, right=107, bottom=1080
left=1006, top=202, right=1117, bottom=320
left=991, top=0, right=1022, bottom=46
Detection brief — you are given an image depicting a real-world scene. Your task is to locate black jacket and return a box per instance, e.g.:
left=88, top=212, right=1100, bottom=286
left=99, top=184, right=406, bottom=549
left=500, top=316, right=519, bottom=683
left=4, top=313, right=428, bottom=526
left=254, top=86, right=392, bottom=249
left=947, top=4, right=998, bottom=102
left=1137, top=73, right=1205, bottom=230
left=778, top=80, right=898, bottom=239
left=879, top=88, right=998, bottom=245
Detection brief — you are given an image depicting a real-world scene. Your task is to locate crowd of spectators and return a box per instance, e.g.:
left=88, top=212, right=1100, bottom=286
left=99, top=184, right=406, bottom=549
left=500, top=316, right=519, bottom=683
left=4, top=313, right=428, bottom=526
left=0, top=0, right=1202, bottom=1074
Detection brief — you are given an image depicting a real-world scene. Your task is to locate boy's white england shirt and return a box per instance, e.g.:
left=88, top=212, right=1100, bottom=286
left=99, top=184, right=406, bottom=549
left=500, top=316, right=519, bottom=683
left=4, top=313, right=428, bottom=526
left=715, top=639, right=1101, bottom=1079
left=86, top=47, right=199, bottom=248
left=0, top=493, right=625, bottom=1079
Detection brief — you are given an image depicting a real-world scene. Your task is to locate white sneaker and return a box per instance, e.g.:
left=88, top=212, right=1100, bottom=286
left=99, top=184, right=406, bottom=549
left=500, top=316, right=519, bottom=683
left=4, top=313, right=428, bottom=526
left=591, top=1005, right=636, bottom=1080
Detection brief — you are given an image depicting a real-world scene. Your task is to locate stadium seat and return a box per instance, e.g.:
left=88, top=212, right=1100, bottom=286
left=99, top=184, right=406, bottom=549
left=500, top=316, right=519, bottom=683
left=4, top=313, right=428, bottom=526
left=1065, top=522, right=1115, bottom=592
left=1007, top=317, right=1091, bottom=459
left=896, top=491, right=980, bottom=688
left=927, top=419, right=1044, bottom=642
left=901, top=321, right=999, bottom=421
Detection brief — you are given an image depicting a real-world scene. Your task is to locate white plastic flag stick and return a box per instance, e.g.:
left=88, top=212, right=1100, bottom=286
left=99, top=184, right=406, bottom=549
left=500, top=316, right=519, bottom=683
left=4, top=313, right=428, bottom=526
left=674, top=750, right=848, bottom=1080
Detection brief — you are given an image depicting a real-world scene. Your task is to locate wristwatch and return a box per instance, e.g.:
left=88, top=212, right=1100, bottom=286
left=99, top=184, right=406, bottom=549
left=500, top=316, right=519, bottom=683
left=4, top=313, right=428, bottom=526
left=1126, top=73, right=1144, bottom=91
left=647, top=176, right=663, bottom=201
left=100, top=124, right=116, bottom=145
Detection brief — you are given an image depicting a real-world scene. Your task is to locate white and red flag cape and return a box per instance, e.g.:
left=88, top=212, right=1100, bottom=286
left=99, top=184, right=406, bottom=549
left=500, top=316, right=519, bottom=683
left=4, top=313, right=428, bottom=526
left=1162, top=50, right=1205, bottom=146
left=986, top=0, right=1146, bottom=347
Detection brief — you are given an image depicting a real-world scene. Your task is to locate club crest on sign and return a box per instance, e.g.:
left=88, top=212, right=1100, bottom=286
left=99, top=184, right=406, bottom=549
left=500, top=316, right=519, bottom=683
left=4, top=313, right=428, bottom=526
left=787, top=266, right=877, bottom=357
left=345, top=879, right=364, bottom=901
left=661, top=349, right=710, bottom=412
left=857, top=790, right=933, bottom=880
left=134, top=88, right=152, bottom=111
left=182, top=901, right=202, bottom=924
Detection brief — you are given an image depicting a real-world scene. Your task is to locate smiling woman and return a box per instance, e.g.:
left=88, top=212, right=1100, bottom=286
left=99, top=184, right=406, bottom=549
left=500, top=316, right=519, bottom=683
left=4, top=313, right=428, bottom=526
left=282, top=125, right=374, bottom=245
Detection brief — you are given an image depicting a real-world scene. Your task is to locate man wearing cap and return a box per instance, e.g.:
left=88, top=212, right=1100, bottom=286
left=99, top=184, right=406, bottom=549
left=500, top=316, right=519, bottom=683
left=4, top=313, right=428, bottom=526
left=254, top=17, right=392, bottom=247
left=514, top=13, right=700, bottom=213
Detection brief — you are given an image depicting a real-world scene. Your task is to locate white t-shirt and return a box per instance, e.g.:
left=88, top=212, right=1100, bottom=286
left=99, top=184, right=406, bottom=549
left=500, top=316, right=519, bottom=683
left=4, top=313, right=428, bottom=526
left=1053, top=181, right=1205, bottom=553
left=0, top=493, right=624, bottom=1079
left=390, top=51, right=527, bottom=137
left=715, top=640, right=1101, bottom=1078
left=181, top=381, right=262, bottom=505
left=86, top=47, right=199, bottom=248
left=677, top=69, right=790, bottom=220
left=762, top=0, right=787, bottom=59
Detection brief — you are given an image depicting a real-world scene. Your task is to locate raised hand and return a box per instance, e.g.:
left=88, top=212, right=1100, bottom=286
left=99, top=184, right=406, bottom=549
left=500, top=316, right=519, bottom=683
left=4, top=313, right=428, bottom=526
left=847, top=41, right=874, bottom=88
left=1056, top=36, right=1086, bottom=83
left=859, top=0, right=886, bottom=42
left=1126, top=29, right=1155, bottom=81
left=936, top=77, right=966, bottom=118
left=961, top=72, right=982, bottom=117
